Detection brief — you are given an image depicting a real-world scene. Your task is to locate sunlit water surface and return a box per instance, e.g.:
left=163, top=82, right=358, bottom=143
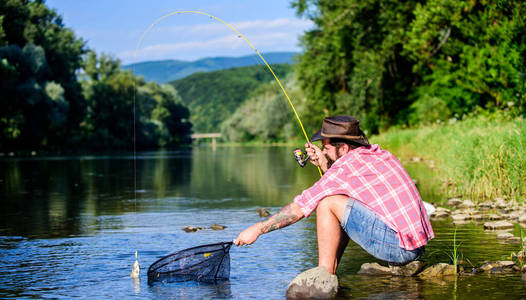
left=1, top=147, right=525, bottom=299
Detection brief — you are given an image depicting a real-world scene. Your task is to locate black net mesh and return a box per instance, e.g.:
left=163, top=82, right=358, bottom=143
left=148, top=241, right=233, bottom=284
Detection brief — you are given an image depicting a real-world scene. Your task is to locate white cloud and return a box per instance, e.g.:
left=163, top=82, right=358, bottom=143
left=121, top=17, right=313, bottom=63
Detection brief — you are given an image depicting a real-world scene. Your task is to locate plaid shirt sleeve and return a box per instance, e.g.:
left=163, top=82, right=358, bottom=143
left=293, top=164, right=349, bottom=218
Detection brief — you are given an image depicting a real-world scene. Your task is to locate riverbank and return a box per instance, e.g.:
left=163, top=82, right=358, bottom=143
left=372, top=114, right=526, bottom=203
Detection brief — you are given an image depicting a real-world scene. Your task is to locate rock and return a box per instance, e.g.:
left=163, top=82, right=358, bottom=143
left=470, top=213, right=484, bottom=221
left=497, top=232, right=514, bottom=240
left=480, top=261, right=515, bottom=273
left=210, top=224, right=227, bottom=230
left=519, top=214, right=526, bottom=223
left=410, top=157, right=422, bottom=162
left=452, top=214, right=470, bottom=222
left=418, top=263, right=457, bottom=279
left=459, top=199, right=476, bottom=209
left=256, top=208, right=271, bottom=217
left=483, top=221, right=514, bottom=230
left=489, top=266, right=517, bottom=274
left=431, top=207, right=450, bottom=218
left=447, top=198, right=462, bottom=207
left=432, top=211, right=450, bottom=218
left=506, top=237, right=522, bottom=244
left=435, top=207, right=451, bottom=214
left=487, top=214, right=503, bottom=221
left=507, top=211, right=523, bottom=221
left=181, top=225, right=204, bottom=232
left=357, top=263, right=391, bottom=275
left=286, top=266, right=338, bottom=299
left=389, top=261, right=425, bottom=276
left=522, top=265, right=526, bottom=273
left=522, top=273, right=526, bottom=283
left=494, top=198, right=508, bottom=208
left=478, top=202, right=493, bottom=210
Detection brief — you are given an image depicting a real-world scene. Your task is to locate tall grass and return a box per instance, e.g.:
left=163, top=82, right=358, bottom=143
left=372, top=115, right=526, bottom=202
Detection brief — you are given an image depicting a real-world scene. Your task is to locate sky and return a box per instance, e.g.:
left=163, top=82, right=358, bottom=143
left=46, top=0, right=314, bottom=65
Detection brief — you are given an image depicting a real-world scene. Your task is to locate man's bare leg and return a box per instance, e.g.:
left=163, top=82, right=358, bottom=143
left=316, top=195, right=350, bottom=274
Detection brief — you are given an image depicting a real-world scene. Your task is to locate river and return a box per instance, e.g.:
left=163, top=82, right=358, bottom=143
left=0, top=146, right=525, bottom=299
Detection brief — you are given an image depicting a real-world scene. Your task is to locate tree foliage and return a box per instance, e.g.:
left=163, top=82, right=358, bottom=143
left=292, top=0, right=526, bottom=133
left=0, top=0, right=192, bottom=151
left=221, top=74, right=304, bottom=142
left=80, top=51, right=192, bottom=150
left=171, top=64, right=292, bottom=133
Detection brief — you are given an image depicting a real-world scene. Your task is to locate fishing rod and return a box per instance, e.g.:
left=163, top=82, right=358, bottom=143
left=132, top=11, right=323, bottom=283
left=133, top=10, right=323, bottom=177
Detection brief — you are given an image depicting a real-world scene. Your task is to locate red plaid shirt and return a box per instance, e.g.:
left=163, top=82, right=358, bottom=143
left=294, top=144, right=434, bottom=250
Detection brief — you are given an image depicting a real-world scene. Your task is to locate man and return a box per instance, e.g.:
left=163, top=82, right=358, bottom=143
left=234, top=115, right=434, bottom=275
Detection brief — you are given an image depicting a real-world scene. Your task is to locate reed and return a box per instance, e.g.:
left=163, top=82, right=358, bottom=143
left=373, top=115, right=526, bottom=202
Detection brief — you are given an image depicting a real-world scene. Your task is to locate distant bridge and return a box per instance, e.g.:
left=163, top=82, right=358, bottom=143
left=190, top=133, right=222, bottom=148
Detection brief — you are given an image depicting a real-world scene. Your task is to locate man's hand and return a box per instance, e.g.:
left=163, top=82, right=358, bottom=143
left=305, top=142, right=328, bottom=173
left=234, top=223, right=262, bottom=246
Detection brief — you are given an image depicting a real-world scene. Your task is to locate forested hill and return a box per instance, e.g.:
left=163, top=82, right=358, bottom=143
left=124, top=52, right=297, bottom=83
left=170, top=64, right=293, bottom=133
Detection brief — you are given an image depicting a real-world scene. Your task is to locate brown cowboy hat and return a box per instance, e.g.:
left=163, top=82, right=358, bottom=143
left=311, top=115, right=370, bottom=146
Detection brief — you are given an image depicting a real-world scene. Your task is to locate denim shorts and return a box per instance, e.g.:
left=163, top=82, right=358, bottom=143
left=340, top=198, right=424, bottom=264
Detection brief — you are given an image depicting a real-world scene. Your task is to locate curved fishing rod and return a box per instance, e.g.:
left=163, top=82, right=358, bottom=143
left=133, top=10, right=322, bottom=177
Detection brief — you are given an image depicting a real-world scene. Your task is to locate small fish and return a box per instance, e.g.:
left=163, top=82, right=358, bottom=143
left=130, top=251, right=140, bottom=278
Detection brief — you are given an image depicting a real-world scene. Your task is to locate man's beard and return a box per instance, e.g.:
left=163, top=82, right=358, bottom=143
left=326, top=154, right=336, bottom=169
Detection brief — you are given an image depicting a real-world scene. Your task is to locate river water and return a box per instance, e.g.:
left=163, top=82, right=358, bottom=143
left=0, top=146, right=525, bottom=299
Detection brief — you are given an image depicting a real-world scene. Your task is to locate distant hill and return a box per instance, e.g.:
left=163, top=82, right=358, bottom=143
left=170, top=63, right=293, bottom=133
left=123, top=52, right=297, bottom=83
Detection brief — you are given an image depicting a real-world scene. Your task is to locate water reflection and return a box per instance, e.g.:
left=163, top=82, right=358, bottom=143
left=0, top=147, right=525, bottom=299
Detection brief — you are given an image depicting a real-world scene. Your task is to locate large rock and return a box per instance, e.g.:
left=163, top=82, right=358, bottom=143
left=480, top=261, right=515, bottom=273
left=286, top=266, right=338, bottom=299
left=389, top=261, right=425, bottom=276
left=357, top=263, right=391, bottom=275
left=519, top=214, right=526, bottom=223
left=418, top=263, right=457, bottom=279
left=483, top=221, right=514, bottom=230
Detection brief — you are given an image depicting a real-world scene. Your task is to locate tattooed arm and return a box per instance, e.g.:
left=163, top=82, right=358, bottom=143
left=234, top=202, right=304, bottom=246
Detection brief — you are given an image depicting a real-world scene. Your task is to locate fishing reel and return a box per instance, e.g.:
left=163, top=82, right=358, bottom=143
left=293, top=148, right=309, bottom=168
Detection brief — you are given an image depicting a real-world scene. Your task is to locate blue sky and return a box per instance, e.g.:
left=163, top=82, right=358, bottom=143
left=46, top=0, right=313, bottom=64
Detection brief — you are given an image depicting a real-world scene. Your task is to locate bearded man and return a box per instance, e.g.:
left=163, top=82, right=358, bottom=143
left=234, top=115, right=434, bottom=276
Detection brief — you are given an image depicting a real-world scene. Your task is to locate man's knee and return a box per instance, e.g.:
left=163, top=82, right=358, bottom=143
left=316, top=195, right=349, bottom=217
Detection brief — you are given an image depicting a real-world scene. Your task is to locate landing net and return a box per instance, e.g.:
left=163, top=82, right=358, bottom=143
left=147, top=241, right=233, bottom=284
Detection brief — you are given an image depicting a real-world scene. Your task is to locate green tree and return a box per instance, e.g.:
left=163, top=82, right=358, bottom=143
left=81, top=51, right=191, bottom=149
left=171, top=64, right=292, bottom=133
left=0, top=0, right=86, bottom=149
left=221, top=74, right=305, bottom=142
left=292, top=0, right=420, bottom=133
left=404, top=0, right=526, bottom=117
left=292, top=0, right=526, bottom=132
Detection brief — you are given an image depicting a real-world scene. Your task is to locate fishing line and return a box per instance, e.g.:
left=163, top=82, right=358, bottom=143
left=133, top=10, right=322, bottom=177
